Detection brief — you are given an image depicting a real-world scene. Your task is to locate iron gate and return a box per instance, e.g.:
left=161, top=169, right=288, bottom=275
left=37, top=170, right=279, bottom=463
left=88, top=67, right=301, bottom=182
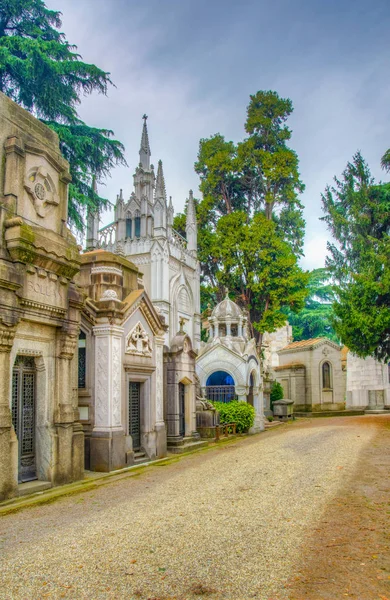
left=205, top=385, right=236, bottom=403
left=129, top=382, right=141, bottom=450
left=12, top=356, right=37, bottom=482
left=179, top=383, right=185, bottom=437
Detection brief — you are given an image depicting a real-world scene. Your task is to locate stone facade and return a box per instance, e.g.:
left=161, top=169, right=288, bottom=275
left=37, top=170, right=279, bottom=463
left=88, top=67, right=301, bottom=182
left=77, top=250, right=167, bottom=471
left=164, top=324, right=199, bottom=451
left=88, top=116, right=201, bottom=352
left=0, top=92, right=84, bottom=499
left=197, top=294, right=264, bottom=432
left=275, top=338, right=345, bottom=412
left=346, top=353, right=390, bottom=411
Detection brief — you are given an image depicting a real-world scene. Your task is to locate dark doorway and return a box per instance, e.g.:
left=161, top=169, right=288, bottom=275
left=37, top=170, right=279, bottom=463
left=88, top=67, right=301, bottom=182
left=12, top=356, right=37, bottom=483
left=179, top=382, right=185, bottom=437
left=247, top=373, right=254, bottom=406
left=129, top=382, right=141, bottom=450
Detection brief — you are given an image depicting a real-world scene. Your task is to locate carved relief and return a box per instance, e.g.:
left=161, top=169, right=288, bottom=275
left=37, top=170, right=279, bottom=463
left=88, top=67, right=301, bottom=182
left=0, top=326, right=16, bottom=353
left=95, top=337, right=108, bottom=426
left=125, top=322, right=152, bottom=357
left=112, top=337, right=121, bottom=427
left=24, top=166, right=59, bottom=218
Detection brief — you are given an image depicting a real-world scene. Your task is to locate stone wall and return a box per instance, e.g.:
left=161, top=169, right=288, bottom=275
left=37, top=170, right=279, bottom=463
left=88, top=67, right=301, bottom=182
left=347, top=353, right=390, bottom=410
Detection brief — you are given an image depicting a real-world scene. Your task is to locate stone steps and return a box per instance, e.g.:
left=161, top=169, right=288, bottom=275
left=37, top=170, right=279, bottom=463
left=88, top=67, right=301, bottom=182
left=168, top=440, right=209, bottom=455
left=133, top=451, right=150, bottom=465
left=18, top=480, right=52, bottom=497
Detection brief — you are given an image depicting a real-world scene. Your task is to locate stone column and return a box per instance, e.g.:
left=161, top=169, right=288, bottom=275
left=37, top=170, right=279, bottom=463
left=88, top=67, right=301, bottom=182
left=226, top=320, right=232, bottom=336
left=155, top=335, right=167, bottom=458
left=250, top=385, right=265, bottom=433
left=91, top=324, right=125, bottom=471
left=214, top=321, right=219, bottom=338
left=236, top=386, right=247, bottom=402
left=54, top=329, right=82, bottom=485
left=0, top=325, right=18, bottom=500
left=238, top=318, right=243, bottom=337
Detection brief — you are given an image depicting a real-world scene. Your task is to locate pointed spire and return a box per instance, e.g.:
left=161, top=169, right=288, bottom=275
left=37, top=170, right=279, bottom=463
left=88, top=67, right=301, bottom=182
left=167, top=195, right=174, bottom=227
left=155, top=160, right=167, bottom=202
left=186, top=189, right=197, bottom=255
left=92, top=175, right=98, bottom=195
left=186, top=190, right=196, bottom=224
left=139, top=114, right=151, bottom=169
left=119, top=188, right=124, bottom=202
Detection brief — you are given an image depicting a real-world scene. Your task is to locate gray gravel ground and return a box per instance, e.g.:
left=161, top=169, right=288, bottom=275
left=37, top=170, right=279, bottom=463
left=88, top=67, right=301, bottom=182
left=0, top=418, right=377, bottom=600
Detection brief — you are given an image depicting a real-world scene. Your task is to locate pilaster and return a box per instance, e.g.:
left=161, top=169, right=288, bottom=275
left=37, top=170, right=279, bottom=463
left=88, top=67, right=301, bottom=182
left=0, top=324, right=18, bottom=500
left=90, top=324, right=125, bottom=471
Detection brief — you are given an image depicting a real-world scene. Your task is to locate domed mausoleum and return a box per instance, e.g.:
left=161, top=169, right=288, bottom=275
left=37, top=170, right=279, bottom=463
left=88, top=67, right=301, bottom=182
left=196, top=293, right=264, bottom=432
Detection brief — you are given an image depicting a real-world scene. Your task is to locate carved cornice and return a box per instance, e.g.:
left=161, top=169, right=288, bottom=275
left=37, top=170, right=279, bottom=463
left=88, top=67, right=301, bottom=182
left=91, top=266, right=123, bottom=276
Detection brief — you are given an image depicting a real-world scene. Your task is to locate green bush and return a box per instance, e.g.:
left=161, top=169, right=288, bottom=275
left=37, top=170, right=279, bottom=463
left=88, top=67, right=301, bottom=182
left=270, top=381, right=283, bottom=410
left=211, top=400, right=255, bottom=433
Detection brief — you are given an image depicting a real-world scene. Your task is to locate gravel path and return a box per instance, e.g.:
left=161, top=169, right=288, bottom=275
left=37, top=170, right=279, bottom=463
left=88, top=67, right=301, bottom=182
left=0, top=417, right=381, bottom=600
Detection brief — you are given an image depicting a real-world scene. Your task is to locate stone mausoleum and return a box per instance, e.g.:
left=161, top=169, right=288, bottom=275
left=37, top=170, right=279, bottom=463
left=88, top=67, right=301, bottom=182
left=274, top=338, right=346, bottom=413
left=0, top=92, right=84, bottom=499
left=197, top=293, right=264, bottom=432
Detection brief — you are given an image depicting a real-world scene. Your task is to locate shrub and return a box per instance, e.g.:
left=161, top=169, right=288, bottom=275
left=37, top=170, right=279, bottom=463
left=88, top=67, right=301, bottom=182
left=211, top=400, right=255, bottom=433
left=267, top=415, right=274, bottom=422
left=270, top=381, right=283, bottom=410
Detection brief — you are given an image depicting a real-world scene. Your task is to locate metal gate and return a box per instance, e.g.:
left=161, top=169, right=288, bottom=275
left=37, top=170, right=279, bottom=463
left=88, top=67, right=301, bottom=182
left=129, top=382, right=141, bottom=450
left=179, top=383, right=185, bottom=437
left=12, top=356, right=37, bottom=482
left=205, top=385, right=236, bottom=403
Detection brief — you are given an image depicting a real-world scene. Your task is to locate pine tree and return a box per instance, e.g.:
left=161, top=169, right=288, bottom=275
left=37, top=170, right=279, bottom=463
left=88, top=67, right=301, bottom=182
left=321, top=152, right=390, bottom=361
left=0, top=0, right=126, bottom=231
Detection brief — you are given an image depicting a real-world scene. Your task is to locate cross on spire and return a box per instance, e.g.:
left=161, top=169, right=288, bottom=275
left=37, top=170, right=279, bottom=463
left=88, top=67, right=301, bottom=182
left=139, top=113, right=151, bottom=169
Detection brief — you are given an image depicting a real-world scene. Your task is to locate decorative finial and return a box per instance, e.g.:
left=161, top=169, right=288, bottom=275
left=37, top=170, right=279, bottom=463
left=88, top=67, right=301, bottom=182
left=143, top=114, right=148, bottom=121
left=224, top=287, right=229, bottom=298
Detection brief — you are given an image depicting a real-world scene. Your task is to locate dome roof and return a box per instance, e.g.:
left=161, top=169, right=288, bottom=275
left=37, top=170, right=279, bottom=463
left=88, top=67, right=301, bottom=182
left=211, top=292, right=243, bottom=320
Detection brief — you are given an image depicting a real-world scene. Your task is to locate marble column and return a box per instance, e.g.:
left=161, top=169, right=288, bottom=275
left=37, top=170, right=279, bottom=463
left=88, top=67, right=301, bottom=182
left=0, top=325, right=18, bottom=500
left=91, top=324, right=125, bottom=471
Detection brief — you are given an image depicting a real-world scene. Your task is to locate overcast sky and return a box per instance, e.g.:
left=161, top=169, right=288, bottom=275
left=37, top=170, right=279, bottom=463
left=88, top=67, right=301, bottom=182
left=46, top=0, right=390, bottom=269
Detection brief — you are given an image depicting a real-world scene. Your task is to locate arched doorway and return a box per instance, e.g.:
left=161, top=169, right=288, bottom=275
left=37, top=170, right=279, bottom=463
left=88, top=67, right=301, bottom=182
left=205, top=371, right=235, bottom=403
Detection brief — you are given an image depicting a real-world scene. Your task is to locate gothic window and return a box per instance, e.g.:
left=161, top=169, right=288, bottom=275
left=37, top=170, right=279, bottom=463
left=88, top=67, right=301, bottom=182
left=178, top=287, right=190, bottom=313
left=322, top=361, right=332, bottom=389
left=126, top=218, right=132, bottom=239
left=78, top=331, right=86, bottom=389
left=134, top=216, right=141, bottom=238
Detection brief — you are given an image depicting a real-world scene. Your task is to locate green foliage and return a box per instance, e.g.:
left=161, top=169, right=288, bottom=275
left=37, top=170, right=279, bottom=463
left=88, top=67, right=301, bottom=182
left=321, top=152, right=390, bottom=362
left=192, top=91, right=308, bottom=343
left=211, top=401, right=255, bottom=433
left=282, top=268, right=338, bottom=341
left=270, top=381, right=283, bottom=403
left=211, top=211, right=309, bottom=340
left=0, top=0, right=126, bottom=231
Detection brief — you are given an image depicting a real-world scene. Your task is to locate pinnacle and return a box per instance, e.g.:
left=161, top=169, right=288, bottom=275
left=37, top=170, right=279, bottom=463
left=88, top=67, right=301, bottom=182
left=140, top=116, right=151, bottom=156
left=155, top=159, right=167, bottom=201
